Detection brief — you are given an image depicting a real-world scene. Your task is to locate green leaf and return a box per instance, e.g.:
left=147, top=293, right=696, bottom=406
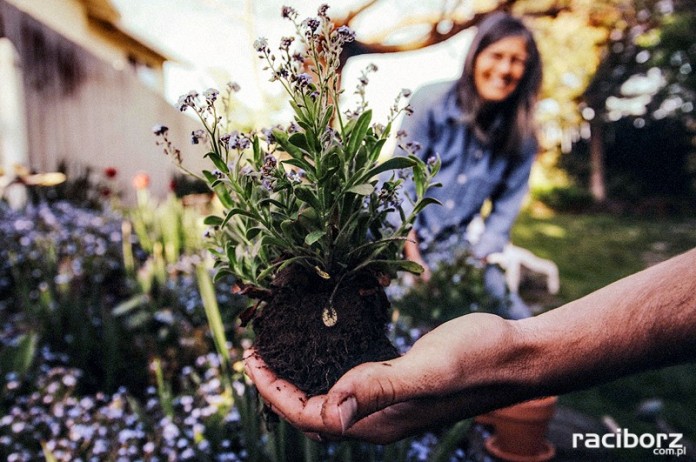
left=288, top=133, right=311, bottom=152
left=245, top=227, right=263, bottom=240
left=205, top=152, right=229, bottom=173
left=213, top=267, right=234, bottom=283
left=112, top=294, right=150, bottom=316
left=347, top=183, right=374, bottom=195
left=305, top=230, right=326, bottom=245
left=214, top=185, right=234, bottom=209
left=222, top=208, right=257, bottom=227
left=280, top=219, right=294, bottom=235
left=273, top=130, right=305, bottom=159
left=347, top=110, right=372, bottom=155
left=203, top=215, right=224, bottom=226
left=289, top=100, right=310, bottom=125
left=319, top=106, right=334, bottom=134
left=358, top=258, right=424, bottom=275
left=294, top=186, right=321, bottom=210
left=261, top=235, right=288, bottom=249
left=0, top=332, right=37, bottom=376
left=252, top=136, right=262, bottom=165
left=281, top=158, right=315, bottom=176
left=314, top=266, right=331, bottom=279
left=368, top=138, right=387, bottom=163
left=395, top=259, right=425, bottom=274
left=258, top=197, right=286, bottom=209
left=413, top=197, right=442, bottom=215
left=361, top=156, right=417, bottom=183
left=196, top=266, right=231, bottom=368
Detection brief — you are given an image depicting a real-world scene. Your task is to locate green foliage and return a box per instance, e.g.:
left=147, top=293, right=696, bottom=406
left=394, top=251, right=501, bottom=329
left=162, top=8, right=439, bottom=293
left=646, top=7, right=696, bottom=101
left=531, top=184, right=594, bottom=212
left=23, top=160, right=120, bottom=209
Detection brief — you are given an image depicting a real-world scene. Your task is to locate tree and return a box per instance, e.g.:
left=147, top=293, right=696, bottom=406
left=581, top=0, right=696, bottom=202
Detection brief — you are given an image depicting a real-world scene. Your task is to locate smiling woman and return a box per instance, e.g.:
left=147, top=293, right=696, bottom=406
left=473, top=35, right=528, bottom=102
left=396, top=11, right=544, bottom=320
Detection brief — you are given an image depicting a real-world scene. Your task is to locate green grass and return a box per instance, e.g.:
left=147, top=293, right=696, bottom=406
left=511, top=211, right=696, bottom=443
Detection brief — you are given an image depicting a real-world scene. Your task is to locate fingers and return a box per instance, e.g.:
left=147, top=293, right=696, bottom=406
left=243, top=349, right=327, bottom=434
left=320, top=359, right=410, bottom=435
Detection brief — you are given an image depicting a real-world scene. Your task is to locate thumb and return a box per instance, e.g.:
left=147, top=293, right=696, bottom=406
left=320, top=359, right=411, bottom=434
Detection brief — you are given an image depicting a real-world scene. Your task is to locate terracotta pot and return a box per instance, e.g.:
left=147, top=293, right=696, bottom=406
left=474, top=396, right=557, bottom=462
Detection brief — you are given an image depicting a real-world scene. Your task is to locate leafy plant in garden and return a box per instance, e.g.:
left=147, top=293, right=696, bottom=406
left=393, top=250, right=502, bottom=330
left=156, top=4, right=440, bottom=396
left=161, top=14, right=438, bottom=292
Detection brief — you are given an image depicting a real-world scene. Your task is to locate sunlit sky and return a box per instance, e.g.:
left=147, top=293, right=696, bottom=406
left=110, top=0, right=474, bottom=123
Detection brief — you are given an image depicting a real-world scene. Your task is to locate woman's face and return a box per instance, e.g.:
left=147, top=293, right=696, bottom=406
left=473, top=35, right=528, bottom=102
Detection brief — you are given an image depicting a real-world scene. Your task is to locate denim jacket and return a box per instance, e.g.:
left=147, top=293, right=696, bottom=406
left=396, top=80, right=536, bottom=261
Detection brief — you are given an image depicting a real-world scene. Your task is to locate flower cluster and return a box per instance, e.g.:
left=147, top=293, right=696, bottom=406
left=0, top=199, right=246, bottom=398
left=0, top=358, right=247, bottom=461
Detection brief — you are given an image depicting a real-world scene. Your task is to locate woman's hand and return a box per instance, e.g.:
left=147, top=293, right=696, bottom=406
left=403, top=229, right=432, bottom=283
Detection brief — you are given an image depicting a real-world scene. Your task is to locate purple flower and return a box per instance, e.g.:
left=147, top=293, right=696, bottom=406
left=293, top=73, right=312, bottom=88
left=152, top=125, right=168, bottom=136
left=191, top=129, right=206, bottom=145
left=280, top=36, right=295, bottom=51
left=281, top=6, right=297, bottom=20
left=261, top=178, right=274, bottom=191
left=228, top=132, right=251, bottom=151
left=336, top=25, right=356, bottom=43
left=253, top=37, right=269, bottom=53
left=405, top=141, right=422, bottom=153
left=303, top=18, right=320, bottom=34
left=176, top=90, right=199, bottom=112
left=203, top=88, right=219, bottom=104
left=317, top=4, right=330, bottom=18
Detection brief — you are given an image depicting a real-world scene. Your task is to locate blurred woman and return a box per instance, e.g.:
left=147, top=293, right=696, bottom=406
left=398, top=11, right=543, bottom=319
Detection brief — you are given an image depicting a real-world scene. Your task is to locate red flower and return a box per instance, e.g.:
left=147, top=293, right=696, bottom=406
left=104, top=167, right=118, bottom=179
left=132, top=172, right=150, bottom=190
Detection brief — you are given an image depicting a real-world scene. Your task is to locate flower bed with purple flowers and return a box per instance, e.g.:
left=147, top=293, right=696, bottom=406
left=0, top=195, right=475, bottom=462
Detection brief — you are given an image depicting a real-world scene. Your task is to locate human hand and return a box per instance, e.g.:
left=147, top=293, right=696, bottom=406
left=244, top=313, right=518, bottom=444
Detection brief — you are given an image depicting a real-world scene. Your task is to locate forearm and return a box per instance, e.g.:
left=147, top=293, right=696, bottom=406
left=434, top=248, right=696, bottom=420
left=482, top=249, right=696, bottom=398
left=519, top=247, right=696, bottom=395
left=403, top=229, right=423, bottom=262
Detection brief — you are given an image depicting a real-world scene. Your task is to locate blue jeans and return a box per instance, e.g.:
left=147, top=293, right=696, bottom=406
left=483, top=263, right=532, bottom=320
left=421, top=237, right=533, bottom=320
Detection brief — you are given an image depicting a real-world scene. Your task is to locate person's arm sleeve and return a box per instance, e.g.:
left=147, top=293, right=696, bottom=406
left=473, top=144, right=536, bottom=259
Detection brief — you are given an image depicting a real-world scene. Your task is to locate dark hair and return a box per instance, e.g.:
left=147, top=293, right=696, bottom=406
left=457, top=12, right=542, bottom=155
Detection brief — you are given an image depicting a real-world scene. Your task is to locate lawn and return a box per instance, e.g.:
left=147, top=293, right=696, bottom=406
left=511, top=210, right=696, bottom=443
